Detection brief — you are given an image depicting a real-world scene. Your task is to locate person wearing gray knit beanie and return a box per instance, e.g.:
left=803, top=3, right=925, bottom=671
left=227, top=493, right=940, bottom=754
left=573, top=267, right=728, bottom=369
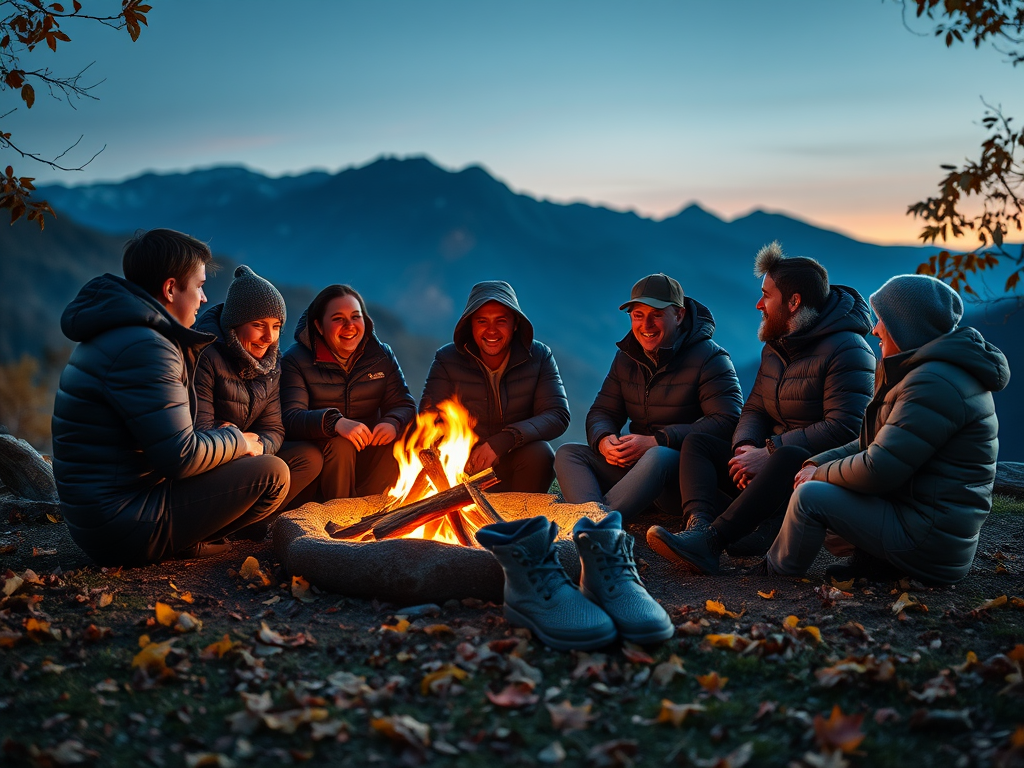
left=868, top=274, right=963, bottom=353
left=220, top=265, right=287, bottom=332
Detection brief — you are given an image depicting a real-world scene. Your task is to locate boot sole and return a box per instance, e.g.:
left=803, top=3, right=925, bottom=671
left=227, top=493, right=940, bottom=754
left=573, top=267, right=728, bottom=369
left=645, top=528, right=718, bottom=576
left=503, top=605, right=617, bottom=652
left=579, top=586, right=675, bottom=645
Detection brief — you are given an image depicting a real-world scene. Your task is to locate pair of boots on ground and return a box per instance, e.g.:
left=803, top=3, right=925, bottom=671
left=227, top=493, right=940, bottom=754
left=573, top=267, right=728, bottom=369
left=476, top=511, right=674, bottom=651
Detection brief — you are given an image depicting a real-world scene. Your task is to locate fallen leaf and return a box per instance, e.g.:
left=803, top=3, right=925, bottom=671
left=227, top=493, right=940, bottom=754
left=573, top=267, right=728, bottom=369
left=676, top=620, right=704, bottom=636
left=970, top=594, right=1008, bottom=616
left=32, top=547, right=57, bottom=557
left=239, top=556, right=271, bottom=587
left=422, top=623, right=454, bottom=637
left=697, top=671, right=728, bottom=693
left=705, top=634, right=752, bottom=652
left=586, top=739, right=638, bottom=768
left=537, top=741, right=566, bottom=764
left=909, top=673, right=956, bottom=703
left=24, top=617, right=60, bottom=643
left=262, top=707, right=329, bottom=734
left=370, top=714, right=430, bottom=750
left=178, top=591, right=194, bottom=604
left=814, top=655, right=896, bottom=688
left=200, top=634, right=240, bottom=660
left=381, top=619, right=410, bottom=633
left=185, top=753, right=236, bottom=768
left=571, top=652, right=608, bottom=681
left=81, top=624, right=112, bottom=643
left=97, top=592, right=113, bottom=608
left=291, top=575, right=315, bottom=603
left=873, top=707, right=901, bottom=724
left=907, top=707, right=973, bottom=731
left=656, top=699, right=705, bottom=726
left=783, top=615, right=821, bottom=644
left=891, top=592, right=927, bottom=616
left=155, top=601, right=202, bottom=633
left=41, top=658, right=65, bottom=674
left=813, top=705, right=865, bottom=754
left=547, top=699, right=594, bottom=732
left=420, top=664, right=469, bottom=695
left=652, top=654, right=686, bottom=686
left=621, top=644, right=654, bottom=665
left=487, top=682, right=539, bottom=708
left=705, top=599, right=744, bottom=619
left=757, top=589, right=776, bottom=600
left=132, top=637, right=178, bottom=683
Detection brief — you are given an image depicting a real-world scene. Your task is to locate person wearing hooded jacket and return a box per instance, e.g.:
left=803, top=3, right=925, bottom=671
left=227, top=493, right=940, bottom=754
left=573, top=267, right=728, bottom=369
left=647, top=242, right=876, bottom=572
left=51, top=229, right=289, bottom=566
left=420, top=280, right=570, bottom=493
left=555, top=274, right=743, bottom=519
left=194, top=265, right=321, bottom=525
left=764, top=274, right=1010, bottom=585
left=281, top=284, right=416, bottom=501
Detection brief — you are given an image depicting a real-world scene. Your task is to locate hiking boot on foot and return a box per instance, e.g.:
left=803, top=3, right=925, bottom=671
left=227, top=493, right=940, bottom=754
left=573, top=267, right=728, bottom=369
left=175, top=539, right=232, bottom=560
left=574, top=512, right=673, bottom=645
left=646, top=524, right=723, bottom=576
left=824, top=549, right=904, bottom=584
left=725, top=515, right=784, bottom=557
left=476, top=516, right=617, bottom=651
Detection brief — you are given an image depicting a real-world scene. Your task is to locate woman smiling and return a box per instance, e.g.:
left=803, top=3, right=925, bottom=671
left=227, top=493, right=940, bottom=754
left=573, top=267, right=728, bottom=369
left=194, top=265, right=321, bottom=534
left=281, top=284, right=416, bottom=500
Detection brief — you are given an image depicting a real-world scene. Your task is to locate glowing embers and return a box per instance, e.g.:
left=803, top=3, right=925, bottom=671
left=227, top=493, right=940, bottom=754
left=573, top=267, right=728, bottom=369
left=325, top=399, right=504, bottom=547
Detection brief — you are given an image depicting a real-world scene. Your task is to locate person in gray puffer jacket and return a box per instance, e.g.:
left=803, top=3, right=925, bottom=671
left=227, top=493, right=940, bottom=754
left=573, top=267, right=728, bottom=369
left=555, top=273, right=743, bottom=519
left=52, top=230, right=289, bottom=565
left=281, top=284, right=417, bottom=500
left=420, top=281, right=570, bottom=493
left=194, top=265, right=320, bottom=519
left=768, top=274, right=1010, bottom=585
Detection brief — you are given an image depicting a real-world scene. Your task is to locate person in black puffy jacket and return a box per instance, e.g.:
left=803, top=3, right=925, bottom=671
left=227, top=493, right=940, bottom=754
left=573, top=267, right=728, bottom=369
left=51, top=230, right=289, bottom=565
left=281, top=285, right=416, bottom=500
left=647, top=242, right=875, bottom=572
left=420, top=281, right=570, bottom=493
left=554, top=273, right=743, bottom=519
left=194, top=265, right=321, bottom=527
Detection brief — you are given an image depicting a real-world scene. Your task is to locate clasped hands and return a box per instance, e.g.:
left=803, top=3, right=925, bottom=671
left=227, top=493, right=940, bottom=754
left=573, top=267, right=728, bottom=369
left=336, top=418, right=396, bottom=450
left=599, top=433, right=657, bottom=468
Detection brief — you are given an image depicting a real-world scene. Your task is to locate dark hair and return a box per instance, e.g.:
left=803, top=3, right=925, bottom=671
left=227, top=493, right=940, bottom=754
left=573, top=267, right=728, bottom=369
left=753, top=241, right=829, bottom=311
left=309, top=284, right=369, bottom=333
left=122, top=228, right=214, bottom=299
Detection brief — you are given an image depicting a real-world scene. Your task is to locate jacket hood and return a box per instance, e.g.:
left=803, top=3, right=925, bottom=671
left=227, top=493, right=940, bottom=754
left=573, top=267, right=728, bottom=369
left=61, top=273, right=213, bottom=348
left=774, top=284, right=871, bottom=357
left=616, top=296, right=716, bottom=364
left=453, top=280, right=534, bottom=351
left=292, top=299, right=381, bottom=362
left=889, top=326, right=1010, bottom=393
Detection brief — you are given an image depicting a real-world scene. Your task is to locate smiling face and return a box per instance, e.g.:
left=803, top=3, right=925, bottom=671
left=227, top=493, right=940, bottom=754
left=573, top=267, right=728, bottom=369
left=756, top=273, right=799, bottom=342
left=471, top=301, right=516, bottom=368
left=872, top=317, right=900, bottom=358
left=162, top=263, right=208, bottom=328
left=235, top=316, right=282, bottom=359
left=316, top=294, right=365, bottom=357
left=629, top=302, right=685, bottom=353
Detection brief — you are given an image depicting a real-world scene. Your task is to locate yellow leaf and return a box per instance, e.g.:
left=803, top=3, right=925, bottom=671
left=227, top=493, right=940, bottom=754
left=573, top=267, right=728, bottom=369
left=200, top=634, right=238, bottom=660
left=814, top=705, right=865, bottom=754
left=97, top=593, right=113, bottom=608
left=696, top=671, right=728, bottom=692
left=705, top=634, right=751, bottom=652
left=975, top=595, right=1008, bottom=611
left=291, top=576, right=315, bottom=603
left=132, top=637, right=176, bottom=677
left=420, top=664, right=469, bottom=695
left=705, top=599, right=744, bottom=619
left=757, top=589, right=776, bottom=600
left=155, top=601, right=179, bottom=627
left=656, top=699, right=705, bottom=727
left=381, top=619, right=410, bottom=633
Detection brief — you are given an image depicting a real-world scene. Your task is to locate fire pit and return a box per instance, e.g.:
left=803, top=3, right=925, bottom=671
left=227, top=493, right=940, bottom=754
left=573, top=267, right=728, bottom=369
left=272, top=399, right=606, bottom=604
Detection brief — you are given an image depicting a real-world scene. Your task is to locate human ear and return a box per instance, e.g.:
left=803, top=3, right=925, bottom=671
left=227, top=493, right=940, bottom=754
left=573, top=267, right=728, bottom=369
left=161, top=277, right=176, bottom=303
left=788, top=292, right=802, bottom=312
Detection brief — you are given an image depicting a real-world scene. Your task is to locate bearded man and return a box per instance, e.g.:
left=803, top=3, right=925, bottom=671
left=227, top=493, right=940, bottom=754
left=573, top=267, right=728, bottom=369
left=647, top=242, right=876, bottom=574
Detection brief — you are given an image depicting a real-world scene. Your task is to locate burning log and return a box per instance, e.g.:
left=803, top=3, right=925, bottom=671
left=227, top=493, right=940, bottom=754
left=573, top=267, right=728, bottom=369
left=370, top=468, right=499, bottom=540
left=417, top=448, right=477, bottom=545
left=464, top=481, right=504, bottom=526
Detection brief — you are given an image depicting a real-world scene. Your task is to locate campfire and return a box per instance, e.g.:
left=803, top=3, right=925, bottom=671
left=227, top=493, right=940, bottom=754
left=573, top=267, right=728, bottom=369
left=326, top=399, right=505, bottom=547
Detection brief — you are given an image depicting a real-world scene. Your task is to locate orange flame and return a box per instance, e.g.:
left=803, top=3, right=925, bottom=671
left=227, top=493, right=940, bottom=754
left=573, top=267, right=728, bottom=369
left=387, top=398, right=483, bottom=545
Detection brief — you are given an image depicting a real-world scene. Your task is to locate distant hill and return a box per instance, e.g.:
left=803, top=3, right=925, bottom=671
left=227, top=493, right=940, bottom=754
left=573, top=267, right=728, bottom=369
left=11, top=156, right=1021, bottom=458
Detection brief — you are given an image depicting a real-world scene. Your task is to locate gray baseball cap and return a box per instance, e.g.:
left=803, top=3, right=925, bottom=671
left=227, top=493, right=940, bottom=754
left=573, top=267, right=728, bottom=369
left=619, top=273, right=685, bottom=311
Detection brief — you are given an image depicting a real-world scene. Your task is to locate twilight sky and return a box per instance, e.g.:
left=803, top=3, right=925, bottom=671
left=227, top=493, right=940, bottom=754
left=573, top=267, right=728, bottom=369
left=15, top=0, right=1022, bottom=244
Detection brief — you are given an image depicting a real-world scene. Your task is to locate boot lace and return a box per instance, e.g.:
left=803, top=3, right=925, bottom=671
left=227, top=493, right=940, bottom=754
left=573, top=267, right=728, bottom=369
left=515, top=546, right=571, bottom=601
left=587, top=534, right=641, bottom=592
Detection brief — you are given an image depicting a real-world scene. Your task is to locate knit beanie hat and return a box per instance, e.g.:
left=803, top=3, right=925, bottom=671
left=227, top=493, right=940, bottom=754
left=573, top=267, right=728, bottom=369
left=220, top=265, right=287, bottom=331
left=869, top=274, right=963, bottom=353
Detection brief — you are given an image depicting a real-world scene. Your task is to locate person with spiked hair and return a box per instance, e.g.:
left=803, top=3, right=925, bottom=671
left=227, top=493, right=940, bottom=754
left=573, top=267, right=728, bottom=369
left=647, top=242, right=876, bottom=575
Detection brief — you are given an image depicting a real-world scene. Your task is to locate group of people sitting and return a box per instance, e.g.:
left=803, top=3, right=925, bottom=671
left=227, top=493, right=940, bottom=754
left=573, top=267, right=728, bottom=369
left=51, top=228, right=1009, bottom=591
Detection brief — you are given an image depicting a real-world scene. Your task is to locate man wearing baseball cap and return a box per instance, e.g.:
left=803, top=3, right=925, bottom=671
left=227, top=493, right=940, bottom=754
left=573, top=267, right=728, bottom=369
left=555, top=273, right=743, bottom=518
left=646, top=243, right=876, bottom=575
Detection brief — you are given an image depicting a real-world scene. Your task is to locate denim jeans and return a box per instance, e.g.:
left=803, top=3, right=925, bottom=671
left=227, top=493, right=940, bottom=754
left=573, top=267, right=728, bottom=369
left=554, top=442, right=681, bottom=519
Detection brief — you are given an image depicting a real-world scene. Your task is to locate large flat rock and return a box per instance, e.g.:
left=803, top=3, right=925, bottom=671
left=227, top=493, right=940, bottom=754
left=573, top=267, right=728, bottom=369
left=273, top=493, right=606, bottom=604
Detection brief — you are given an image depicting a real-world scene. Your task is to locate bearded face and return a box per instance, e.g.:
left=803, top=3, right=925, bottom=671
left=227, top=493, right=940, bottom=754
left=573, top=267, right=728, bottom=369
left=758, top=303, right=793, bottom=341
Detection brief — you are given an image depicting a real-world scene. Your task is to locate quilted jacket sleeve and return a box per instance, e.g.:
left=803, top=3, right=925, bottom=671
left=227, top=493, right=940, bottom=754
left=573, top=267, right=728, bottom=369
left=281, top=351, right=338, bottom=440
left=249, top=377, right=285, bottom=456
left=732, top=363, right=775, bottom=451
left=505, top=345, right=570, bottom=444
left=585, top=356, right=628, bottom=452
left=193, top=352, right=217, bottom=433
left=775, top=337, right=875, bottom=454
left=419, top=352, right=453, bottom=414
left=105, top=334, right=244, bottom=480
left=378, top=345, right=417, bottom=433
left=659, top=348, right=743, bottom=449
left=813, top=370, right=962, bottom=494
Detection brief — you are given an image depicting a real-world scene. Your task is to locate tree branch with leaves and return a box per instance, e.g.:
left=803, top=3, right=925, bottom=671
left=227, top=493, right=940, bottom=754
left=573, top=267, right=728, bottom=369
left=903, top=0, right=1024, bottom=298
left=0, top=0, right=151, bottom=229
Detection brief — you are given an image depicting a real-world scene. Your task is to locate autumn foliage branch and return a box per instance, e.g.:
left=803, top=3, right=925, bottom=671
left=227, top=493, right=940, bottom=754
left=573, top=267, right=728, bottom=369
left=0, top=0, right=151, bottom=230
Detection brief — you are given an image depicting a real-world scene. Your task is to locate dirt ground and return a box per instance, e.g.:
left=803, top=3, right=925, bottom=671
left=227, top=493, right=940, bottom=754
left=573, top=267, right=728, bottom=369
left=1, top=495, right=1022, bottom=767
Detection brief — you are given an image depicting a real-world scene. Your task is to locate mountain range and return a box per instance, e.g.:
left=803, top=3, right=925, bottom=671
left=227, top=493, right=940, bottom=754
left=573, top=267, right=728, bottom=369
left=2, top=156, right=1018, bottom=457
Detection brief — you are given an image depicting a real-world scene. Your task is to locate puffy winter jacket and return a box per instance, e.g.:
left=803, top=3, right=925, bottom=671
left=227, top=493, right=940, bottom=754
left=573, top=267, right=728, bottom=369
left=194, top=303, right=285, bottom=455
left=281, top=305, right=416, bottom=441
left=733, top=285, right=875, bottom=454
left=811, top=327, right=1010, bottom=584
left=419, top=282, right=570, bottom=449
left=51, top=275, right=246, bottom=564
left=585, top=297, right=743, bottom=451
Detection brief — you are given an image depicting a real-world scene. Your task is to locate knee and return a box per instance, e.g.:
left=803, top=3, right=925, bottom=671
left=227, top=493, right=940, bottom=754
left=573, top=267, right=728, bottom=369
left=251, top=454, right=290, bottom=493
left=790, top=481, right=832, bottom=522
left=644, top=446, right=680, bottom=470
left=555, top=442, right=591, bottom=469
left=283, top=442, right=324, bottom=474
left=518, top=440, right=555, bottom=466
left=322, top=436, right=357, bottom=464
left=678, top=431, right=719, bottom=459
